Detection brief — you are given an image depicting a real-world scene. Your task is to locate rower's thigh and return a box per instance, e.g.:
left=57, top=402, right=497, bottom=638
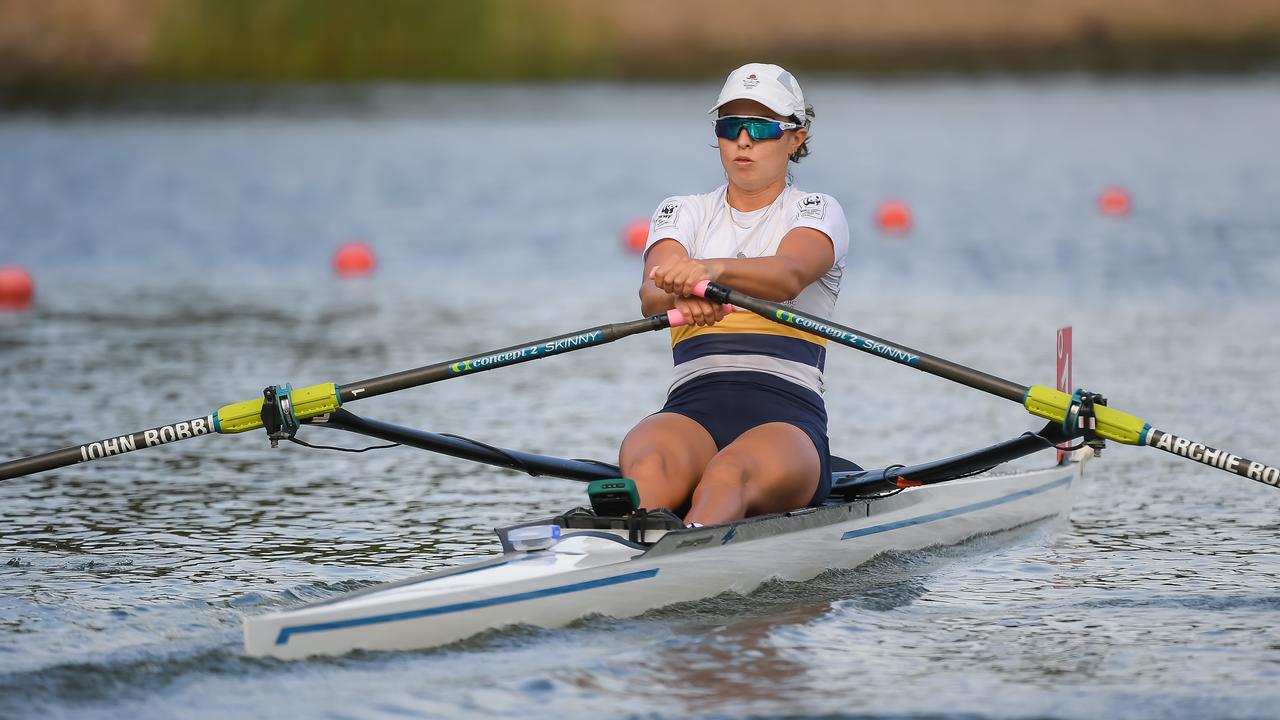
left=705, top=422, right=821, bottom=515
left=619, top=412, right=718, bottom=509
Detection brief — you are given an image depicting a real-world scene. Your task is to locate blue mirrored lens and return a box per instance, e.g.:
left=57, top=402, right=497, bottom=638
left=714, top=117, right=785, bottom=141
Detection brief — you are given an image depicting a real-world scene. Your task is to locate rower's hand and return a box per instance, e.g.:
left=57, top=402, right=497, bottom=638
left=649, top=258, right=723, bottom=298
left=673, top=296, right=726, bottom=327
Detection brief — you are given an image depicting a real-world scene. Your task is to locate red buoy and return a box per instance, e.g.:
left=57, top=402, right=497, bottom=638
left=876, top=200, right=912, bottom=234
left=333, top=241, right=376, bottom=277
left=1099, top=187, right=1132, bottom=216
left=622, top=218, right=649, bottom=254
left=0, top=265, right=34, bottom=311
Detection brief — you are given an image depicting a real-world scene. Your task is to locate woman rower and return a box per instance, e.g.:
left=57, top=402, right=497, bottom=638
left=619, top=63, right=850, bottom=526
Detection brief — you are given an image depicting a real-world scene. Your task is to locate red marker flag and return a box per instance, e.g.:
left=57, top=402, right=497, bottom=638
left=1056, top=326, right=1072, bottom=464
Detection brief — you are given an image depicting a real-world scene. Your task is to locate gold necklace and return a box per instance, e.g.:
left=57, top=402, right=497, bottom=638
left=726, top=190, right=781, bottom=230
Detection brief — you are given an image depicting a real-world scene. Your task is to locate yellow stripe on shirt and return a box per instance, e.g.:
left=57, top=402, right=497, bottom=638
left=671, top=311, right=829, bottom=347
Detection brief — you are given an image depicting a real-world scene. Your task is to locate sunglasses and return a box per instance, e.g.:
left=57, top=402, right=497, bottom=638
left=713, top=115, right=802, bottom=141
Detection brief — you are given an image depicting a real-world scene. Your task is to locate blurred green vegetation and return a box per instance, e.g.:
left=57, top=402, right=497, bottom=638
left=2, top=0, right=1279, bottom=102
left=151, top=0, right=615, bottom=81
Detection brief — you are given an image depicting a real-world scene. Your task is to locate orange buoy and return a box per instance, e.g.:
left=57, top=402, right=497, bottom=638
left=876, top=200, right=912, bottom=234
left=622, top=218, right=649, bottom=254
left=1098, top=187, right=1131, bottom=216
left=333, top=241, right=375, bottom=277
left=0, top=265, right=34, bottom=311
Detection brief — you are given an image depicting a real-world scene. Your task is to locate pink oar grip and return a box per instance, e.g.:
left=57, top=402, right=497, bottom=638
left=691, top=280, right=711, bottom=298
left=665, top=304, right=735, bottom=328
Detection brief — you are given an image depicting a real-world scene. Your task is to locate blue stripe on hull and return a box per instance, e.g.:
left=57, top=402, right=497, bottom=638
left=274, top=567, right=660, bottom=646
left=841, top=474, right=1073, bottom=541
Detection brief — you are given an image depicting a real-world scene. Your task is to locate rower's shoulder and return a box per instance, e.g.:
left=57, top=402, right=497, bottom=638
left=783, top=189, right=848, bottom=242
left=784, top=186, right=845, bottom=212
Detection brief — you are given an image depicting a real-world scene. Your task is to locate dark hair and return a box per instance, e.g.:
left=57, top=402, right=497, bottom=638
left=790, top=104, right=815, bottom=163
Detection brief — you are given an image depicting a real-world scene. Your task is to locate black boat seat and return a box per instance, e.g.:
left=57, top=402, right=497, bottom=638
left=830, top=454, right=861, bottom=473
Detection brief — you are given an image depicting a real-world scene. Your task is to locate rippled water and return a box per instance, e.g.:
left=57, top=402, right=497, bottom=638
left=2, top=77, right=1279, bottom=719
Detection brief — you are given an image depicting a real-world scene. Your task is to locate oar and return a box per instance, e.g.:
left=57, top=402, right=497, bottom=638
left=692, top=280, right=1279, bottom=490
left=0, top=305, right=728, bottom=482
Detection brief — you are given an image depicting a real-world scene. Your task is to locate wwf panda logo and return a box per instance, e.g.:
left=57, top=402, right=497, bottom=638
left=654, top=200, right=681, bottom=229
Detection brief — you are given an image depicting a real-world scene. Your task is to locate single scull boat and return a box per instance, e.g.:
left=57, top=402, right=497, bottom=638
left=243, top=410, right=1088, bottom=658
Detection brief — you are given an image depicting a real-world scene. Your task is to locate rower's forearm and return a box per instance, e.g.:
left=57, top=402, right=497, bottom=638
left=639, top=280, right=675, bottom=316
left=710, top=257, right=808, bottom=301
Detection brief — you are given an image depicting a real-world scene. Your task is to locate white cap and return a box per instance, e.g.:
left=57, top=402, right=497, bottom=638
left=709, top=63, right=808, bottom=127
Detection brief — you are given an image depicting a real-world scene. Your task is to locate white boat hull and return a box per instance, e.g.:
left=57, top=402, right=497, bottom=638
left=244, top=456, right=1085, bottom=659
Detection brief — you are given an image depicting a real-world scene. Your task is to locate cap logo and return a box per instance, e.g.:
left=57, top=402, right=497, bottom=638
left=742, top=73, right=759, bottom=89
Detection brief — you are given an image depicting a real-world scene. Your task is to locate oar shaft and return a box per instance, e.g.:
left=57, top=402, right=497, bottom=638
left=694, top=282, right=1028, bottom=402
left=1, top=311, right=686, bottom=482
left=696, top=280, right=1280, bottom=490
left=0, top=415, right=215, bottom=481
left=339, top=316, right=667, bottom=403
left=1146, top=429, right=1280, bottom=488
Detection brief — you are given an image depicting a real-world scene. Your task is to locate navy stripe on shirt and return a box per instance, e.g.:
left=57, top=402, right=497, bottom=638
left=672, top=333, right=827, bottom=370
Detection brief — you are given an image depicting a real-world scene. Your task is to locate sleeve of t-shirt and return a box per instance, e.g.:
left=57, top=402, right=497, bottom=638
left=787, top=192, right=849, bottom=268
left=644, top=195, right=701, bottom=258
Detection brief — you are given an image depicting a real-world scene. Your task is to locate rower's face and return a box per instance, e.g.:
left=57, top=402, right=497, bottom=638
left=717, top=99, right=805, bottom=193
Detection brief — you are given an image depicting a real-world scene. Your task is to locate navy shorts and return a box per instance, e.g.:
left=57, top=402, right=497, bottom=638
left=658, top=371, right=832, bottom=507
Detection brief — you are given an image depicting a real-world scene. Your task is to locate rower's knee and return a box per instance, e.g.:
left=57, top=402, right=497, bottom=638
left=621, top=449, right=668, bottom=483
left=700, top=454, right=752, bottom=491
left=685, top=454, right=753, bottom=524
left=623, top=450, right=695, bottom=511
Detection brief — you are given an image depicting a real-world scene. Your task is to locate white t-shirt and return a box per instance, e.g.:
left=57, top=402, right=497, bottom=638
left=644, top=184, right=850, bottom=395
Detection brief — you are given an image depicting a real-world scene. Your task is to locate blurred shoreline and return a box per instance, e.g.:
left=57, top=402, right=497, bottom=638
left=2, top=0, right=1279, bottom=110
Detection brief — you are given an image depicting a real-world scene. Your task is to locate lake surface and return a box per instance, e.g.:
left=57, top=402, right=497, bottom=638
left=2, top=76, right=1279, bottom=719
